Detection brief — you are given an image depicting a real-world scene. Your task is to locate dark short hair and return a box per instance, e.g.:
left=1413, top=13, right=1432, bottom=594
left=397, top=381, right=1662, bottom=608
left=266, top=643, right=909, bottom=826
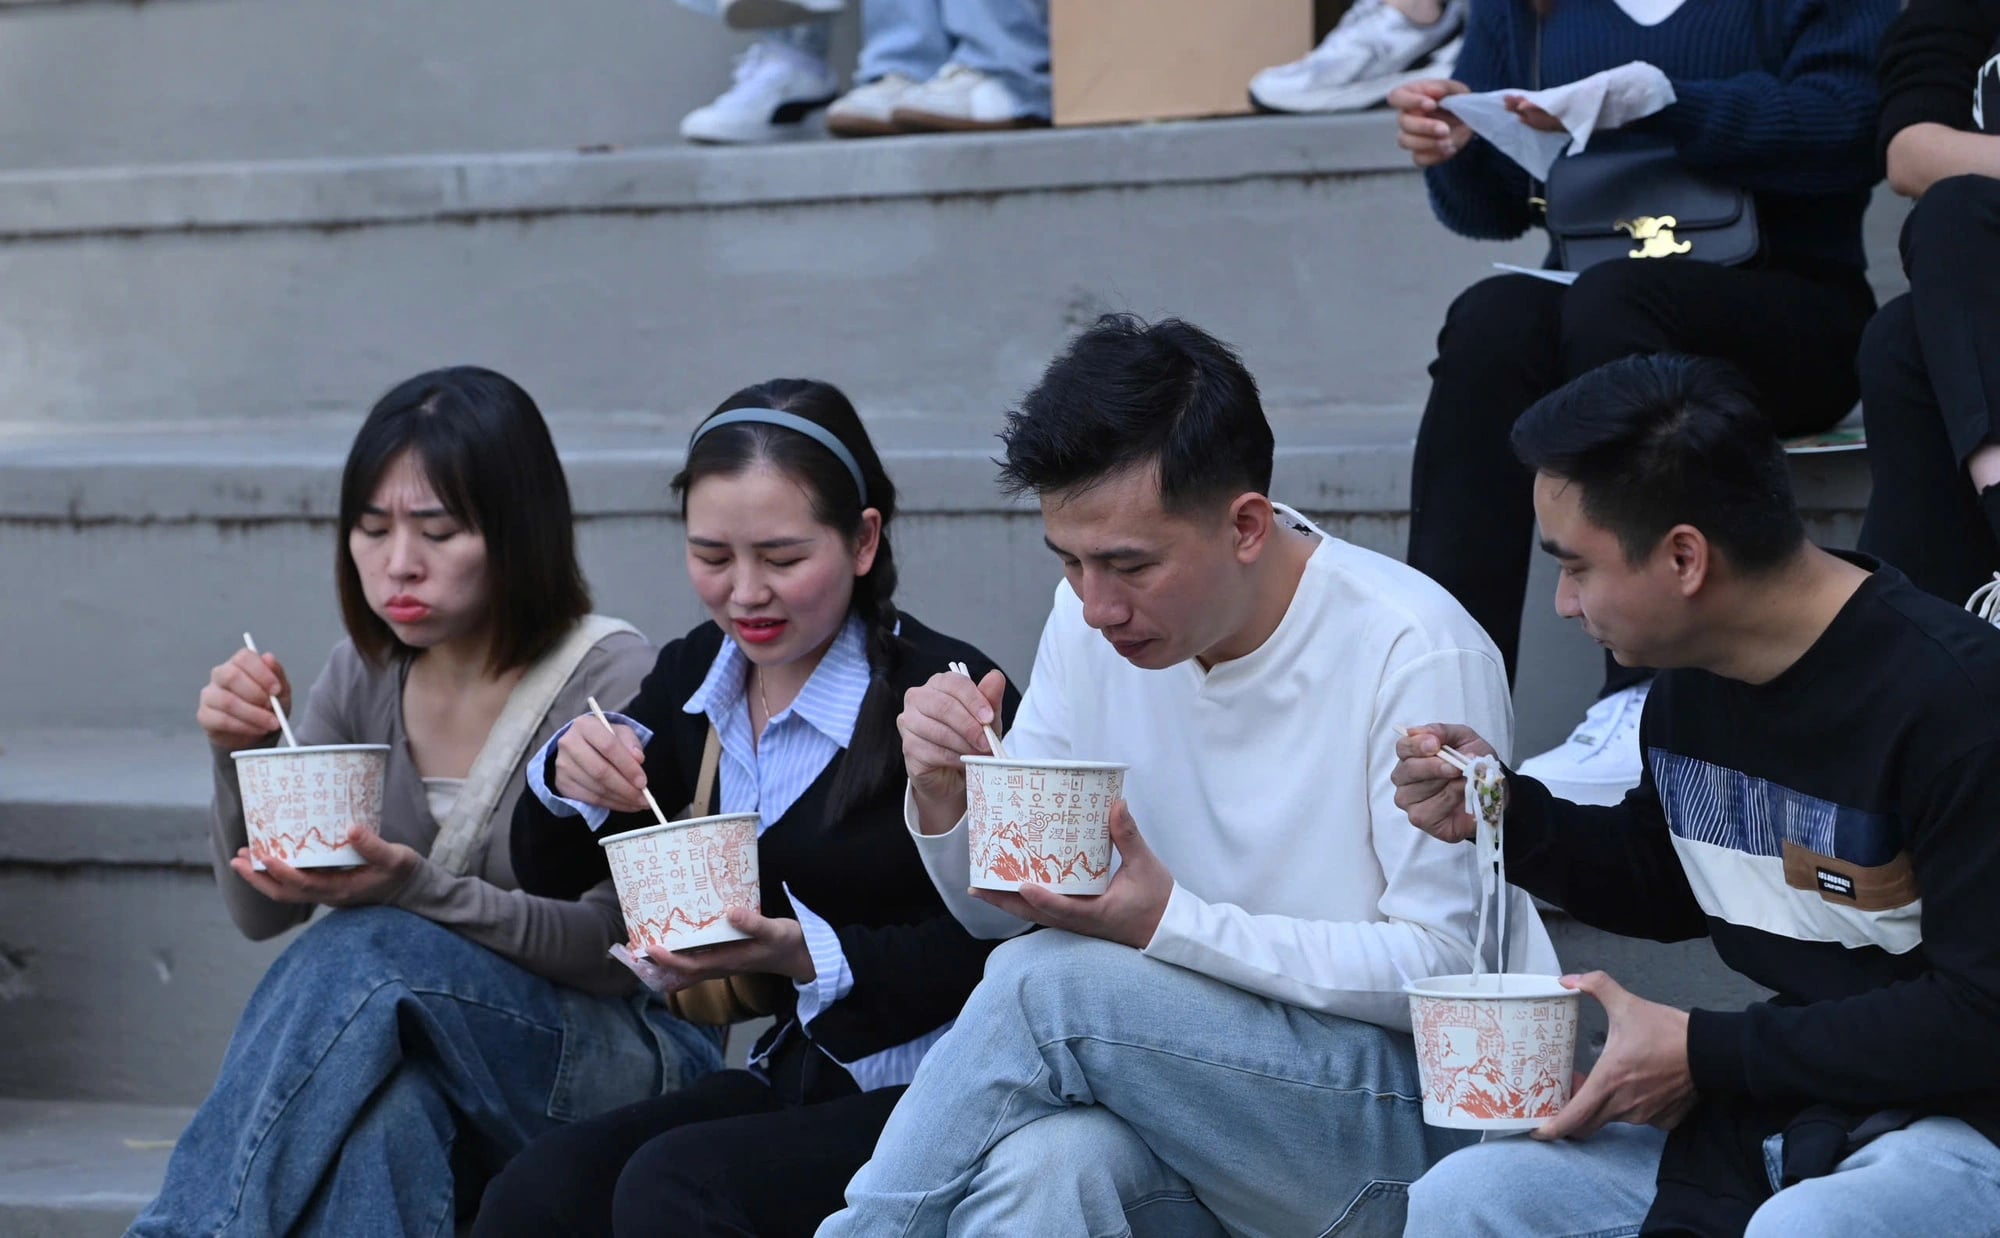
left=997, top=314, right=1274, bottom=515
left=673, top=379, right=904, bottom=819
left=1511, top=355, right=1807, bottom=572
left=337, top=366, right=591, bottom=671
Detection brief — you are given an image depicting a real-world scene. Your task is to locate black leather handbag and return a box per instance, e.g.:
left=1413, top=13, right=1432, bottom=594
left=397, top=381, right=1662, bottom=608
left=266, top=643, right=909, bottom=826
left=1527, top=16, right=1759, bottom=273
left=1540, top=138, right=1761, bottom=271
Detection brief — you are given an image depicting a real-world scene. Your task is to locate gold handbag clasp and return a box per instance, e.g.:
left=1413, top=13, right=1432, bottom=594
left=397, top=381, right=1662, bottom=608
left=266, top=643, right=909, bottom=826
left=1616, top=215, right=1692, bottom=259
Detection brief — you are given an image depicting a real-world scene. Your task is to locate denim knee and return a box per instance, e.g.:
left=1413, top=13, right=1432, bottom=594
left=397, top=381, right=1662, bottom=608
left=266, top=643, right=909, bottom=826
left=1406, top=1145, right=1512, bottom=1235
left=979, top=930, right=1141, bottom=1019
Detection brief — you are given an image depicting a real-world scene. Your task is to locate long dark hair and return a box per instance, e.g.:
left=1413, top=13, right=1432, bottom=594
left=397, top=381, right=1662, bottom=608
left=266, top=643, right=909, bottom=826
left=337, top=367, right=591, bottom=672
left=672, top=379, right=906, bottom=819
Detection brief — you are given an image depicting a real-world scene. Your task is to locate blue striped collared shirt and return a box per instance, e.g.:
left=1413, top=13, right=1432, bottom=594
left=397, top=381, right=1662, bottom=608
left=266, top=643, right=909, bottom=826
left=527, top=615, right=946, bottom=1090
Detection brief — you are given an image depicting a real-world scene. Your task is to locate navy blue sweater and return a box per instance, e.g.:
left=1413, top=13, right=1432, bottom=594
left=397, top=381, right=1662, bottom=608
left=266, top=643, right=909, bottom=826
left=1429, top=0, right=1895, bottom=273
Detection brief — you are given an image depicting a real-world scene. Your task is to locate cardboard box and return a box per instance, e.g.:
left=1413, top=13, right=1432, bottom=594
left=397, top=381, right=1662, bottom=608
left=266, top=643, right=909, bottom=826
left=1052, top=0, right=1318, bottom=127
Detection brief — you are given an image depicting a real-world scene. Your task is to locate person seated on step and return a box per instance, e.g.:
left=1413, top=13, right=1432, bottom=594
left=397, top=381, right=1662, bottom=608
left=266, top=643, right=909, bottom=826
left=130, top=368, right=723, bottom=1237
left=1251, top=0, right=1467, bottom=117
left=677, top=0, right=1050, bottom=144
left=1857, top=0, right=2000, bottom=623
left=1393, top=355, right=2000, bottom=1237
left=816, top=314, right=1558, bottom=1238
left=474, top=379, right=1022, bottom=1238
left=1385, top=0, right=1894, bottom=808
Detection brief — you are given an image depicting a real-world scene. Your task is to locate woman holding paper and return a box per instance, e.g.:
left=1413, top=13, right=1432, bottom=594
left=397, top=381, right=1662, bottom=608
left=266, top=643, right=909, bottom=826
left=1386, top=0, right=1895, bottom=808
left=475, top=379, right=1020, bottom=1238
left=131, top=368, right=725, bottom=1236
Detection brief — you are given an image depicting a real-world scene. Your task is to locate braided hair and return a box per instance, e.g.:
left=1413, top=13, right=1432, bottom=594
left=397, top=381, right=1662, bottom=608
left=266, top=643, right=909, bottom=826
left=671, top=379, right=908, bottom=820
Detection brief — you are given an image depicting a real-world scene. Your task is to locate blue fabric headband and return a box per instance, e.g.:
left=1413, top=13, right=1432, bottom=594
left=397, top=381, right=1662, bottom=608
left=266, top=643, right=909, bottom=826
left=688, top=408, right=869, bottom=507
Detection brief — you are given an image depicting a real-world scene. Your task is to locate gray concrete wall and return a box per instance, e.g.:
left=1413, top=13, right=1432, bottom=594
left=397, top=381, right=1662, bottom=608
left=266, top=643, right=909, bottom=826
left=0, top=0, right=859, bottom=170
left=0, top=118, right=1912, bottom=431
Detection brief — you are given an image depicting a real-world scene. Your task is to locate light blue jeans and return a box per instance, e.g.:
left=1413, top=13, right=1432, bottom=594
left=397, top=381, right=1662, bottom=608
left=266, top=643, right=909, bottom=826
left=680, top=0, right=1050, bottom=116
left=819, top=931, right=1467, bottom=1238
left=861, top=0, right=1050, bottom=116
left=127, top=906, right=722, bottom=1238
left=1406, top=1117, right=2000, bottom=1237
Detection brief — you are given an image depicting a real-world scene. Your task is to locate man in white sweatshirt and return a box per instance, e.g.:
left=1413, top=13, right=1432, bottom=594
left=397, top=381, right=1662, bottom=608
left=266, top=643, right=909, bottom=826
left=817, top=314, right=1558, bottom=1237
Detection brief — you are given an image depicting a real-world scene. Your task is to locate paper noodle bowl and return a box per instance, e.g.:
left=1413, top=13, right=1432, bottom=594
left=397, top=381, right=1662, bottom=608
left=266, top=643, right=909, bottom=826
left=963, top=757, right=1126, bottom=895
left=231, top=744, right=390, bottom=869
left=599, top=813, right=761, bottom=952
left=1406, top=973, right=1581, bottom=1131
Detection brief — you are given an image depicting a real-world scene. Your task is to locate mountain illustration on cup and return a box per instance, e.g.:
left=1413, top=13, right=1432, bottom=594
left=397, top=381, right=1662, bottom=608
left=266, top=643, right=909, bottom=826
left=964, top=757, right=1127, bottom=895
left=601, top=813, right=762, bottom=952
left=232, top=745, right=390, bottom=869
left=1405, top=975, right=1580, bottom=1131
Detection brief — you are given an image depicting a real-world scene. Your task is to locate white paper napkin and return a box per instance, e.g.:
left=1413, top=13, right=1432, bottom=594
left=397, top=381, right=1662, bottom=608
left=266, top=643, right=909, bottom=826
left=1446, top=61, right=1677, bottom=180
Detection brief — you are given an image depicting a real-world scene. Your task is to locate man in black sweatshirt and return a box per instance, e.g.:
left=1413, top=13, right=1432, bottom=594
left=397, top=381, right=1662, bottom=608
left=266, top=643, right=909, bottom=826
left=1394, top=355, right=2000, bottom=1237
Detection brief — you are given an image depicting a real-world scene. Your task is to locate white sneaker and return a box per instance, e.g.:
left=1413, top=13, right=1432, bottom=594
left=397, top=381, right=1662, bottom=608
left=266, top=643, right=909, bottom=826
left=1250, top=0, right=1467, bottom=115
left=679, top=41, right=838, bottom=145
left=892, top=64, right=1047, bottom=132
left=719, top=0, right=842, bottom=30
left=827, top=74, right=919, bottom=138
left=1516, top=682, right=1650, bottom=806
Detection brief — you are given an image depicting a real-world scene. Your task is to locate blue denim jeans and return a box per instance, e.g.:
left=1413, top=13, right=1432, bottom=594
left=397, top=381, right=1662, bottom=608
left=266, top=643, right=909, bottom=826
left=860, top=0, right=1050, bottom=115
left=818, top=931, right=1467, bottom=1238
left=127, top=906, right=722, bottom=1238
left=1406, top=1117, right=2000, bottom=1237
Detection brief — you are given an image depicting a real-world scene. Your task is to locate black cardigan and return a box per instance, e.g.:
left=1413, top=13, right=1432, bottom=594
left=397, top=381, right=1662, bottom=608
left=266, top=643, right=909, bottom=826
left=511, top=612, right=1018, bottom=1068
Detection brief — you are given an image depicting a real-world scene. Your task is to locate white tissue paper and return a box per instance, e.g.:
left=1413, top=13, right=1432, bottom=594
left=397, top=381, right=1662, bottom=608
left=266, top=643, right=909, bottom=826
left=609, top=941, right=679, bottom=998
left=1445, top=61, right=1677, bottom=181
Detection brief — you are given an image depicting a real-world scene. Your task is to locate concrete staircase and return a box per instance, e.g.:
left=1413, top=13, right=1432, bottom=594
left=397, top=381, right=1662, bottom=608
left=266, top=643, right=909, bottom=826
left=0, top=1, right=1904, bottom=1229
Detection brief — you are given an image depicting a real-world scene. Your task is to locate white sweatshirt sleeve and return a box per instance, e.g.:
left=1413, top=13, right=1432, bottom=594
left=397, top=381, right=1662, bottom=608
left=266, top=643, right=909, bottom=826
left=906, top=586, right=1076, bottom=941
left=1141, top=646, right=1550, bottom=1030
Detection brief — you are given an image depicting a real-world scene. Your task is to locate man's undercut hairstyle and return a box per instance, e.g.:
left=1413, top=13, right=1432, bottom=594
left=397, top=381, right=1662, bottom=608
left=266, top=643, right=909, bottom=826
left=997, top=314, right=1274, bottom=515
left=1511, top=354, right=1807, bottom=573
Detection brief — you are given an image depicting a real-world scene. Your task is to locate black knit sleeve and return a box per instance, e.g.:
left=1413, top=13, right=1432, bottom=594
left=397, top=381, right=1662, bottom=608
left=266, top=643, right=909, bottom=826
left=1878, top=0, right=1998, bottom=156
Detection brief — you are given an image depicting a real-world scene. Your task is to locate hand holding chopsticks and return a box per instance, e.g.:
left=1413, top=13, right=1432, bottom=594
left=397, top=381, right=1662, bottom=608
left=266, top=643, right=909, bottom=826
left=950, top=661, right=1008, bottom=759
left=1391, top=724, right=1502, bottom=846
left=1400, top=725, right=1475, bottom=774
left=586, top=696, right=674, bottom=828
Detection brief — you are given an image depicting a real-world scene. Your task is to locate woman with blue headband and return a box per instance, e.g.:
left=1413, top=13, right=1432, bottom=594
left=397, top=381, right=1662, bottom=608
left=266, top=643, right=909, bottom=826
left=475, top=379, right=1019, bottom=1237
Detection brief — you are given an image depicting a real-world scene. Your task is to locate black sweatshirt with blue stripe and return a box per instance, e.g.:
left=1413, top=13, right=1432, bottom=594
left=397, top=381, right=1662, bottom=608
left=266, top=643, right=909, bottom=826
left=1503, top=560, right=2000, bottom=1232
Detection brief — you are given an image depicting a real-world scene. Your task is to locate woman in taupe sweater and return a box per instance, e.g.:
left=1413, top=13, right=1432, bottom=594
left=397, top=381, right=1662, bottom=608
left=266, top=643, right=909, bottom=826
left=129, top=367, right=722, bottom=1238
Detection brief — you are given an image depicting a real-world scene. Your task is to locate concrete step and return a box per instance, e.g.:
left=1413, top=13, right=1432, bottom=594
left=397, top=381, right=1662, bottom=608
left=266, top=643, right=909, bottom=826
left=0, top=409, right=1870, bottom=739
left=0, top=1099, right=190, bottom=1238
left=0, top=0, right=853, bottom=170
left=0, top=115, right=1912, bottom=434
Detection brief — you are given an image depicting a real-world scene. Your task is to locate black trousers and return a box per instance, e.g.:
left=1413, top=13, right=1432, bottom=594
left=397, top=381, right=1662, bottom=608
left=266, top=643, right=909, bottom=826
left=1405, top=256, right=1875, bottom=692
left=1857, top=175, right=2000, bottom=606
left=471, top=1060, right=904, bottom=1238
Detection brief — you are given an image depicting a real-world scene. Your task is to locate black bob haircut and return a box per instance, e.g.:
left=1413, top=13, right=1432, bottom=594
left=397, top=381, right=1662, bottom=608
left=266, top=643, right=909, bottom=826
left=1511, top=354, right=1807, bottom=574
left=337, top=366, right=591, bottom=672
left=997, top=314, right=1274, bottom=515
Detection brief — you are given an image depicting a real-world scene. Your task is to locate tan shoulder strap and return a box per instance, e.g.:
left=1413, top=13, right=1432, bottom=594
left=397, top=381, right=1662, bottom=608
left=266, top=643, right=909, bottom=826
left=680, top=725, right=722, bottom=821
left=427, top=614, right=641, bottom=876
